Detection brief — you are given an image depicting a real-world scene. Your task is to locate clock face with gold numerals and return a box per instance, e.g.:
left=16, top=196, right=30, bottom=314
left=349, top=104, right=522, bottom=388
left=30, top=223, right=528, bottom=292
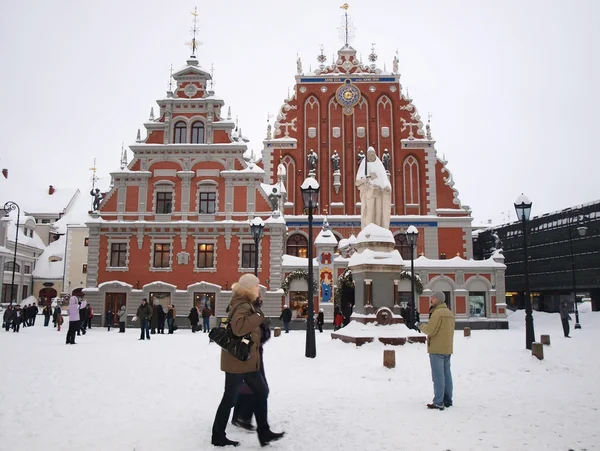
left=336, top=79, right=361, bottom=115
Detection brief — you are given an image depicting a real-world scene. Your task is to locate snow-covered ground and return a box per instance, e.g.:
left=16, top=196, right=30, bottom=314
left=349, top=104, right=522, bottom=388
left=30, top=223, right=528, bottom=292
left=1, top=310, right=598, bottom=451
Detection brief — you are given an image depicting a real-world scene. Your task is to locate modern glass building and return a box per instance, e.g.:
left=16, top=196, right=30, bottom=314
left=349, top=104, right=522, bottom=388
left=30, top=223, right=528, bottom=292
left=474, top=201, right=600, bottom=313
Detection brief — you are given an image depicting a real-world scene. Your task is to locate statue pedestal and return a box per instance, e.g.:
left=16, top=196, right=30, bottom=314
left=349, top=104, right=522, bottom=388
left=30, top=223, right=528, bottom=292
left=331, top=223, right=426, bottom=346
left=333, top=171, right=341, bottom=194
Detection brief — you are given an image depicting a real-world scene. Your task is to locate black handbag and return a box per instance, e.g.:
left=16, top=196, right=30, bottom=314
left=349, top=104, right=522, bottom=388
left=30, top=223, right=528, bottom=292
left=209, top=304, right=254, bottom=362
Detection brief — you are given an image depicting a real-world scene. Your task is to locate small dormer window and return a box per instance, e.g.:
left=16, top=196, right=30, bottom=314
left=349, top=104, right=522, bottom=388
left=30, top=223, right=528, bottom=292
left=174, top=121, right=187, bottom=144
left=29, top=229, right=33, bottom=238
left=191, top=121, right=205, bottom=144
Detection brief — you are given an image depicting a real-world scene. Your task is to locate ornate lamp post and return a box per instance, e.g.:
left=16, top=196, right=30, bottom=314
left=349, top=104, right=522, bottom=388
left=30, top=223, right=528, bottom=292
left=514, top=194, right=535, bottom=350
left=2, top=201, right=21, bottom=306
left=406, top=225, right=419, bottom=330
left=301, top=177, right=320, bottom=359
left=249, top=217, right=265, bottom=277
left=564, top=208, right=588, bottom=330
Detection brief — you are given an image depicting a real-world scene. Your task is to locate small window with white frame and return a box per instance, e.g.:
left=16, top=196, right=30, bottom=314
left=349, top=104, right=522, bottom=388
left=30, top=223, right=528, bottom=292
left=196, top=180, right=218, bottom=215
left=153, top=181, right=175, bottom=215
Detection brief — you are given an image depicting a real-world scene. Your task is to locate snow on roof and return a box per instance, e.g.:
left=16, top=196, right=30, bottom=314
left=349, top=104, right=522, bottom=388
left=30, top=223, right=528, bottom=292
left=338, top=238, right=350, bottom=250
left=32, top=235, right=65, bottom=279
left=355, top=223, right=395, bottom=245
left=5, top=211, right=46, bottom=250
left=98, top=281, right=133, bottom=289
left=282, top=254, right=318, bottom=268
left=315, top=227, right=338, bottom=245
left=52, top=191, right=92, bottom=233
left=414, top=255, right=506, bottom=269
left=0, top=172, right=78, bottom=216
left=348, top=248, right=404, bottom=268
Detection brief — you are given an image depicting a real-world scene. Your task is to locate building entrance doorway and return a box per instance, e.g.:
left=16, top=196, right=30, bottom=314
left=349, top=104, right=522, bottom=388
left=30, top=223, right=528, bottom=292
left=105, top=293, right=126, bottom=326
left=289, top=291, right=308, bottom=319
left=194, top=292, right=215, bottom=315
left=39, top=288, right=57, bottom=307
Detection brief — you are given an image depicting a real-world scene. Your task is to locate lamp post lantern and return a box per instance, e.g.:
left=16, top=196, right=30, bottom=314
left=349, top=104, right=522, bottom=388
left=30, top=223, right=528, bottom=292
left=565, top=208, right=588, bottom=330
left=406, top=225, right=419, bottom=330
left=2, top=201, right=21, bottom=306
left=514, top=194, right=535, bottom=350
left=300, top=177, right=320, bottom=359
left=249, top=217, right=265, bottom=277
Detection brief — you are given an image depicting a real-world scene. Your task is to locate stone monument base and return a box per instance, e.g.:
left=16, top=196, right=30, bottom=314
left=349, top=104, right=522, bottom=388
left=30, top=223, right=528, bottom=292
left=331, top=307, right=426, bottom=347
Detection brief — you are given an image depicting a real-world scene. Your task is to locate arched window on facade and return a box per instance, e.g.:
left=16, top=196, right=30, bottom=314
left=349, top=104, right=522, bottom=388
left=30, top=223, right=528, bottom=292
left=174, top=121, right=187, bottom=144
left=286, top=234, right=308, bottom=258
left=394, top=234, right=412, bottom=260
left=191, top=121, right=205, bottom=144
left=3, top=261, right=20, bottom=272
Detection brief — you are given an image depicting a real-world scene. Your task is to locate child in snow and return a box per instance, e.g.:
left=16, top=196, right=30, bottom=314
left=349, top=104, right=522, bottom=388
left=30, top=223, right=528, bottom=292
left=57, top=312, right=64, bottom=331
left=334, top=312, right=344, bottom=330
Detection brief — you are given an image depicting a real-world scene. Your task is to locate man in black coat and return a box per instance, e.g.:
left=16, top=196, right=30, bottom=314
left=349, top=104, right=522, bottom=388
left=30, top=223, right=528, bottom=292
left=317, top=309, right=324, bottom=333
left=43, top=305, right=51, bottom=326
left=31, top=304, right=39, bottom=326
left=188, top=306, right=199, bottom=333
left=156, top=304, right=166, bottom=334
left=279, top=305, right=292, bottom=333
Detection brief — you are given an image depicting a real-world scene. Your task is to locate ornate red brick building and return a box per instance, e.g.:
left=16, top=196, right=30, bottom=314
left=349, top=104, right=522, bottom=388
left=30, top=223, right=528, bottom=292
left=84, top=17, right=508, bottom=329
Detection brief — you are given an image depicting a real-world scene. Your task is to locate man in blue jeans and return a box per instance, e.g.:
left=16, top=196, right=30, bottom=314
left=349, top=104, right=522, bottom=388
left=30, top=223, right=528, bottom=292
left=418, top=291, right=455, bottom=410
left=136, top=298, right=152, bottom=340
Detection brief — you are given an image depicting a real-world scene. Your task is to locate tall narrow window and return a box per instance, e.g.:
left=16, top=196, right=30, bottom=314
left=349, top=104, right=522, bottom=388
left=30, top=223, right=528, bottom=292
left=110, top=243, right=127, bottom=267
left=22, top=285, right=28, bottom=299
left=197, top=243, right=214, bottom=268
left=174, top=121, right=187, bottom=144
left=199, top=192, right=217, bottom=214
left=191, top=121, right=205, bottom=144
left=82, top=264, right=88, bottom=274
left=23, top=265, right=31, bottom=274
left=84, top=237, right=89, bottom=246
left=153, top=243, right=171, bottom=268
left=403, top=156, right=420, bottom=212
left=156, top=192, right=173, bottom=214
left=241, top=243, right=256, bottom=269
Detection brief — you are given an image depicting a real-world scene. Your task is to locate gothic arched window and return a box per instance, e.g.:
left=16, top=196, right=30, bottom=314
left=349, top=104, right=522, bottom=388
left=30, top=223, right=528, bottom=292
left=191, top=121, right=205, bottom=144
left=403, top=156, right=420, bottom=213
left=174, top=122, right=187, bottom=144
left=286, top=234, right=308, bottom=258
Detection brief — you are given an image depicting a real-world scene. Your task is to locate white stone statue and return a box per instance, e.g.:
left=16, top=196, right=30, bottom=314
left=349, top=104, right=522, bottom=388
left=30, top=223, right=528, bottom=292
left=355, top=146, right=392, bottom=230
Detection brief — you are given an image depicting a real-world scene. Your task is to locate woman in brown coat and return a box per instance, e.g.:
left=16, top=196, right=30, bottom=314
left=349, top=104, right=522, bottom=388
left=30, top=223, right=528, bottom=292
left=211, top=274, right=285, bottom=448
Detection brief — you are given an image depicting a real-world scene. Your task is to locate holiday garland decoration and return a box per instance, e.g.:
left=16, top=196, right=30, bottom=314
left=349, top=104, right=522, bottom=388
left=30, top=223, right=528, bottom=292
left=334, top=267, right=355, bottom=304
left=399, top=271, right=424, bottom=295
left=281, top=270, right=318, bottom=295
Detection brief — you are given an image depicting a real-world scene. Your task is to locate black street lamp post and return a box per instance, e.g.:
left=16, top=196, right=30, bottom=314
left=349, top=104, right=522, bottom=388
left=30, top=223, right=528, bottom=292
left=2, top=201, right=21, bottom=306
left=514, top=194, right=535, bottom=350
left=249, top=217, right=265, bottom=277
left=301, top=177, right=320, bottom=359
left=564, top=208, right=588, bottom=330
left=406, top=226, right=419, bottom=330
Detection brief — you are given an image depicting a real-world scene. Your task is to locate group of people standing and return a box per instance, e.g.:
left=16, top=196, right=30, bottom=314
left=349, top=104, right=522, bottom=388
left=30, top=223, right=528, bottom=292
left=188, top=303, right=212, bottom=333
left=135, top=298, right=178, bottom=340
left=2, top=303, right=39, bottom=332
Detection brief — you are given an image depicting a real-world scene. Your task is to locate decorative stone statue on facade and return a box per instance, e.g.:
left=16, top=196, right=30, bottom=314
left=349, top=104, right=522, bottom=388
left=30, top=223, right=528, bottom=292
left=381, top=148, right=391, bottom=172
left=331, top=150, right=340, bottom=172
left=307, top=149, right=318, bottom=176
left=297, top=56, right=303, bottom=75
left=357, top=148, right=365, bottom=165
left=355, top=147, right=392, bottom=229
left=90, top=188, right=103, bottom=211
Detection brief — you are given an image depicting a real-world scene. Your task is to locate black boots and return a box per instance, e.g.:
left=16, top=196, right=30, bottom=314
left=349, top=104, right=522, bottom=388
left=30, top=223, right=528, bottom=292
left=231, top=417, right=255, bottom=431
left=259, top=431, right=285, bottom=447
left=211, top=437, right=240, bottom=447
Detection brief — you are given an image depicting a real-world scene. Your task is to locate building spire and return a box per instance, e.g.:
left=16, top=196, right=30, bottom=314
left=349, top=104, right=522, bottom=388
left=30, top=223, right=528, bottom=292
left=120, top=143, right=127, bottom=170
left=89, top=158, right=99, bottom=190
left=266, top=113, right=273, bottom=139
left=149, top=107, right=155, bottom=121
left=186, top=7, right=203, bottom=57
left=340, top=3, right=351, bottom=46
left=227, top=106, right=232, bottom=120
left=136, top=128, right=142, bottom=143
left=167, top=64, right=174, bottom=97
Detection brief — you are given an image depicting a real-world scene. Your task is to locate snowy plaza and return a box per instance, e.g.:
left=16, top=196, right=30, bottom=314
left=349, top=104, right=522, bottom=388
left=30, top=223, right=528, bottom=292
left=1, top=309, right=598, bottom=451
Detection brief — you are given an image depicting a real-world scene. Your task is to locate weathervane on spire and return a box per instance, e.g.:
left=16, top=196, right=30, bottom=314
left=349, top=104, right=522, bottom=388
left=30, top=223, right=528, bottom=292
left=209, top=63, right=215, bottom=89
left=168, top=64, right=174, bottom=91
left=186, top=7, right=203, bottom=57
left=89, top=158, right=102, bottom=211
left=338, top=3, right=355, bottom=46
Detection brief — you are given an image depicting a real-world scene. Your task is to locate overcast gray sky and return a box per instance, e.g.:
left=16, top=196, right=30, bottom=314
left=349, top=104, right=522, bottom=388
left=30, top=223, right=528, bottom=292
left=1, top=0, right=598, bottom=225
